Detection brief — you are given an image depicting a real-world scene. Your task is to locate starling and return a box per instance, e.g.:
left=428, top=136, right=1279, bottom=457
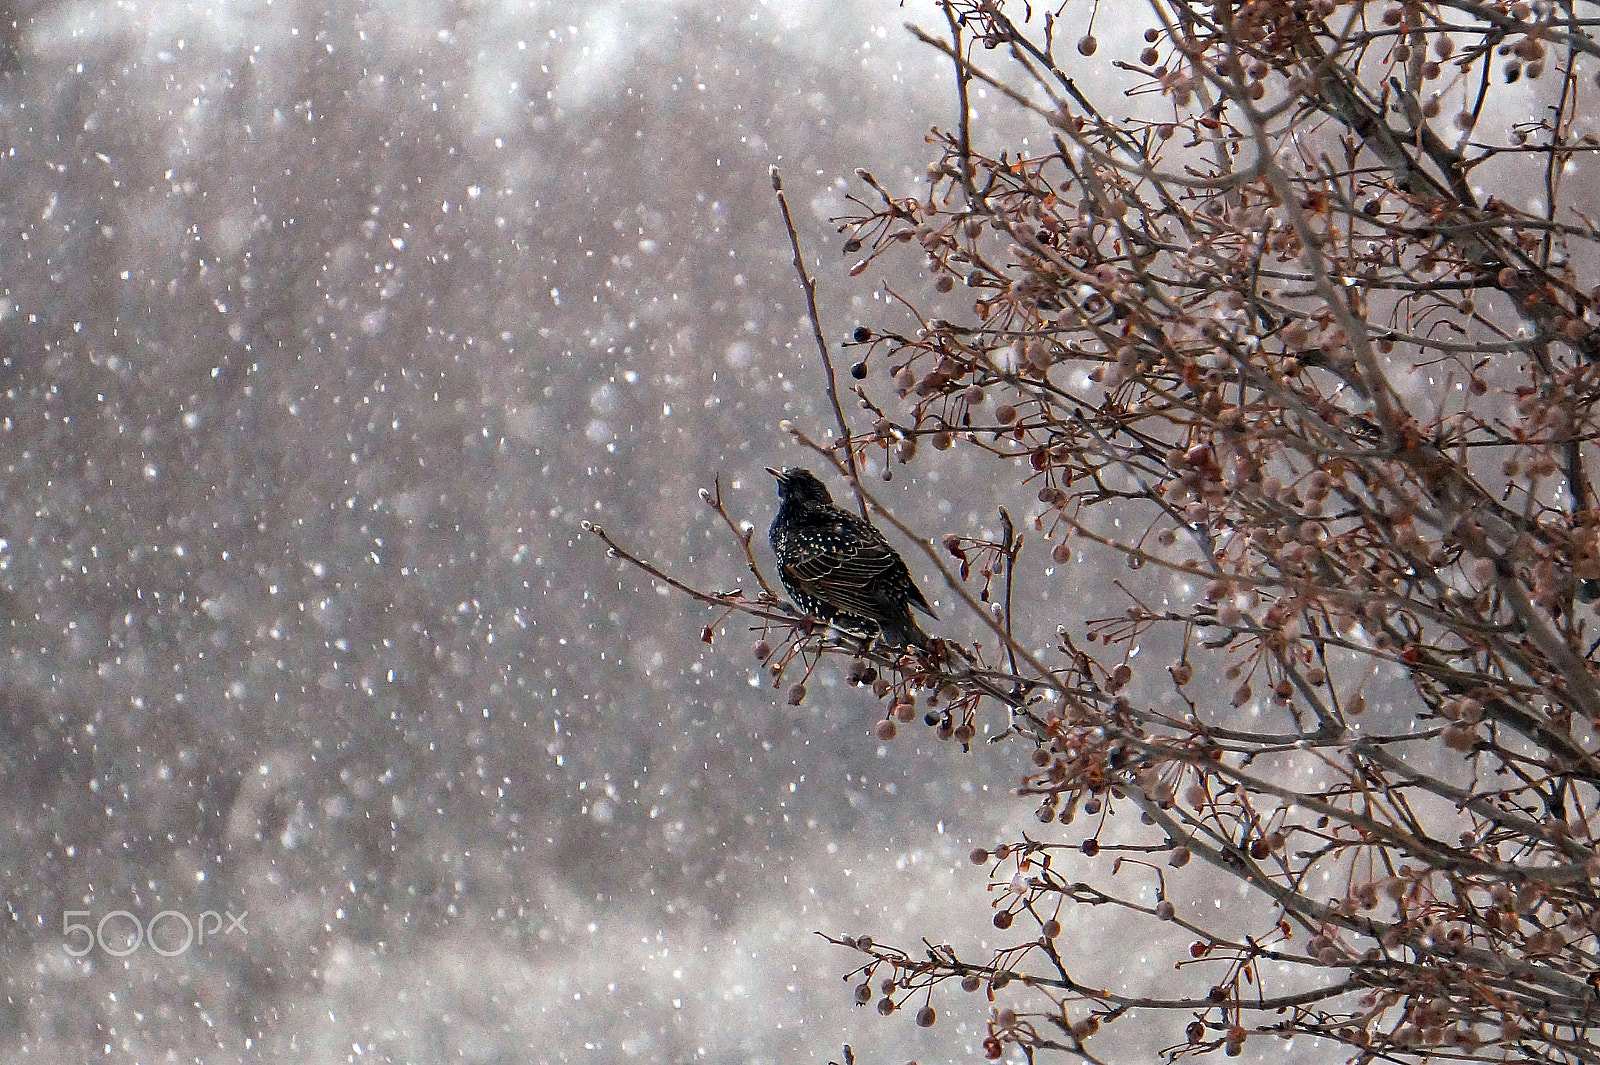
left=766, top=467, right=937, bottom=649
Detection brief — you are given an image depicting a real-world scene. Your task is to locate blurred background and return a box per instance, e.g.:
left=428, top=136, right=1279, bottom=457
left=0, top=1, right=1165, bottom=1062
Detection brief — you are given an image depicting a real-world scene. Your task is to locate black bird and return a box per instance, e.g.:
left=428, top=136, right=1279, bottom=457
left=766, top=467, right=937, bottom=649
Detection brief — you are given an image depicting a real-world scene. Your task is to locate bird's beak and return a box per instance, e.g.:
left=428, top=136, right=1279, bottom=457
left=765, top=467, right=785, bottom=480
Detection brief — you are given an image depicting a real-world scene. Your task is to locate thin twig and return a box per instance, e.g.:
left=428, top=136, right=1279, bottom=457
left=582, top=520, right=785, bottom=620
left=771, top=165, right=867, bottom=518
left=999, top=507, right=1021, bottom=680
left=942, top=2, right=978, bottom=203
left=701, top=475, right=780, bottom=599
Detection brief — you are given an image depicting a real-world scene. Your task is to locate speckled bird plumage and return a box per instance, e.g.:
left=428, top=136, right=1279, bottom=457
left=766, top=467, right=936, bottom=649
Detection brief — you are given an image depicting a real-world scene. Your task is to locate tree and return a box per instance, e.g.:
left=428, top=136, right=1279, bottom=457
left=592, top=1, right=1600, bottom=1061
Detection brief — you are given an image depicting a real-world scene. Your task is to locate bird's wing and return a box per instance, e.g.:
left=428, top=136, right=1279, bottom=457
left=780, top=519, right=909, bottom=621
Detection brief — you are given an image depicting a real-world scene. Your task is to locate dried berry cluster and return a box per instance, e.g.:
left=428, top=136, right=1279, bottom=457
left=594, top=1, right=1600, bottom=1061
left=809, top=0, right=1600, bottom=1062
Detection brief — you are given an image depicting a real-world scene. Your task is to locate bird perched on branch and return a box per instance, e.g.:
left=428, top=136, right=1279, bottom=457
left=766, top=467, right=937, bottom=650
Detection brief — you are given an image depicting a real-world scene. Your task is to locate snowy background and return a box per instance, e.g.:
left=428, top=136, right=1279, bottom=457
left=0, top=1, right=1194, bottom=1062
